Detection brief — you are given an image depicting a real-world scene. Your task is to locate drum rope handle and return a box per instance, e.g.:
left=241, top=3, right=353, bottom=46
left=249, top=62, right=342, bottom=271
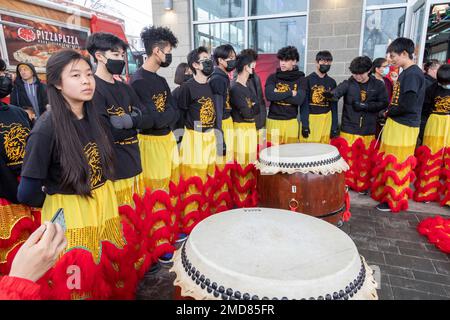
left=342, top=186, right=351, bottom=222
left=289, top=198, right=299, bottom=212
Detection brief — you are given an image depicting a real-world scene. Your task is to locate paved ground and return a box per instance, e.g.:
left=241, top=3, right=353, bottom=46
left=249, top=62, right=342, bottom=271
left=137, top=193, right=450, bottom=300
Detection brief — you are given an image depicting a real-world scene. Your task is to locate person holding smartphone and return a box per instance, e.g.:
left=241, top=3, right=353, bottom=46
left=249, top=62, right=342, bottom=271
left=0, top=222, right=67, bottom=300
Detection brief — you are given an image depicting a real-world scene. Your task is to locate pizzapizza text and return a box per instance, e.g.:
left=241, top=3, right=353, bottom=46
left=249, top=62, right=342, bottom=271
left=35, top=29, right=79, bottom=45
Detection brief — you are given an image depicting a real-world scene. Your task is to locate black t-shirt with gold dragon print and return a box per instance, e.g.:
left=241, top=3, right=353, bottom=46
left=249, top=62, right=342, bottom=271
left=306, top=72, right=337, bottom=115
left=423, top=82, right=450, bottom=117
left=176, top=78, right=217, bottom=132
left=93, top=76, right=142, bottom=180
left=21, top=111, right=107, bottom=195
left=0, top=103, right=31, bottom=176
left=130, top=68, right=179, bottom=136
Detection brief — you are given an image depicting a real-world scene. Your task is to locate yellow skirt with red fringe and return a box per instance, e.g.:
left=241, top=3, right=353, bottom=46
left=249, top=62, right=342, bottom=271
left=233, top=122, right=258, bottom=208
left=414, top=114, right=450, bottom=205
left=137, top=133, right=180, bottom=255
left=37, top=181, right=130, bottom=300
left=266, top=118, right=299, bottom=145
left=179, top=129, right=217, bottom=234
left=299, top=112, right=332, bottom=144
left=213, top=117, right=235, bottom=214
left=331, top=132, right=377, bottom=192
left=0, top=198, right=40, bottom=275
left=370, top=118, right=419, bottom=212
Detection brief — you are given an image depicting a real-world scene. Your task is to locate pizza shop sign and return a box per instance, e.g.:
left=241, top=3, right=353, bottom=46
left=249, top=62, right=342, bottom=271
left=18, top=27, right=80, bottom=46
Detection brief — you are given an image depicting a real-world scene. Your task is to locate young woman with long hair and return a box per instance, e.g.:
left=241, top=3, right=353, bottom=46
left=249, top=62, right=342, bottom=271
left=18, top=49, right=126, bottom=299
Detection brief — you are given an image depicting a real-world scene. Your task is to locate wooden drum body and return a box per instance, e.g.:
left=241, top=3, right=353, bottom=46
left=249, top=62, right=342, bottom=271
left=256, top=143, right=349, bottom=225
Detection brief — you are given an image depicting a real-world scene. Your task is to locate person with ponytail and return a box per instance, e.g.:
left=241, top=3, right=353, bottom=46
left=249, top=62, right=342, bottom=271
left=17, top=49, right=125, bottom=299
left=414, top=64, right=450, bottom=206
left=229, top=50, right=260, bottom=208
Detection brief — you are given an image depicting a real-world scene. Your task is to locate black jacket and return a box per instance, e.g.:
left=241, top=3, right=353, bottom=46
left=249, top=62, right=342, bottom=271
left=10, top=63, right=48, bottom=118
left=248, top=73, right=267, bottom=130
left=333, top=75, right=389, bottom=135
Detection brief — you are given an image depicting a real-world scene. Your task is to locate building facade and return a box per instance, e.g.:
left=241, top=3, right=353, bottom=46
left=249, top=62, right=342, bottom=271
left=152, top=0, right=450, bottom=88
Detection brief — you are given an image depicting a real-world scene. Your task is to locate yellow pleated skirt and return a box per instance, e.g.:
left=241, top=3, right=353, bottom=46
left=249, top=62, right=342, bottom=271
left=217, top=117, right=234, bottom=166
left=423, top=114, right=450, bottom=153
left=113, top=175, right=142, bottom=206
left=179, top=129, right=217, bottom=182
left=41, top=180, right=125, bottom=264
left=266, top=118, right=299, bottom=145
left=138, top=133, right=180, bottom=192
left=380, top=118, right=419, bottom=163
left=234, top=122, right=258, bottom=165
left=299, top=112, right=332, bottom=144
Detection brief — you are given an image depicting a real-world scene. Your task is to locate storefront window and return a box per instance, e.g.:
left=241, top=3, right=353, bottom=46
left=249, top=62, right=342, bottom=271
left=193, top=0, right=244, bottom=22
left=249, top=0, right=307, bottom=16
left=194, top=21, right=245, bottom=53
left=362, top=7, right=406, bottom=59
left=249, top=16, right=307, bottom=70
left=366, top=0, right=406, bottom=5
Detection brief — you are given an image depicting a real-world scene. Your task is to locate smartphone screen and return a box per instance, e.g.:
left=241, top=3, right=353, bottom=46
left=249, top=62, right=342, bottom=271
left=51, top=208, right=66, bottom=231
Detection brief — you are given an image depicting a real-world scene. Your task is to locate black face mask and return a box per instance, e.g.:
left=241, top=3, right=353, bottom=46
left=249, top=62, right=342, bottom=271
left=225, top=59, right=237, bottom=72
left=105, top=58, right=126, bottom=75
left=319, top=64, right=331, bottom=74
left=183, top=74, right=193, bottom=83
left=160, top=53, right=172, bottom=68
left=201, top=59, right=214, bottom=76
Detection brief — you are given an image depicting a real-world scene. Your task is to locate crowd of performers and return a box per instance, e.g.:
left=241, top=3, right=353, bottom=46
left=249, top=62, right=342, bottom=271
left=0, top=27, right=449, bottom=299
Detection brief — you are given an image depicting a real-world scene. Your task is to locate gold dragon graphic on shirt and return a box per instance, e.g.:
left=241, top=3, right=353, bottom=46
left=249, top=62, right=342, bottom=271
left=275, top=83, right=291, bottom=93
left=198, top=96, right=216, bottom=127
left=152, top=91, right=167, bottom=113
left=0, top=123, right=30, bottom=166
left=246, top=97, right=254, bottom=108
left=83, top=142, right=103, bottom=189
left=225, top=92, right=232, bottom=110
left=360, top=90, right=367, bottom=103
left=107, top=105, right=128, bottom=117
left=311, top=85, right=327, bottom=107
left=390, top=81, right=400, bottom=107
left=434, top=96, right=450, bottom=113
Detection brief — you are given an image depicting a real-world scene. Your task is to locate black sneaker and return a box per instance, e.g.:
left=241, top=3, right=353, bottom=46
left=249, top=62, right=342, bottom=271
left=158, top=253, right=174, bottom=265
left=376, top=203, right=391, bottom=212
left=358, top=190, right=369, bottom=195
left=146, top=262, right=161, bottom=275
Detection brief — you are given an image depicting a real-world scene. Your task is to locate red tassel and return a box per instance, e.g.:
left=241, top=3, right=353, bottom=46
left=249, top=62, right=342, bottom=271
left=342, top=190, right=351, bottom=222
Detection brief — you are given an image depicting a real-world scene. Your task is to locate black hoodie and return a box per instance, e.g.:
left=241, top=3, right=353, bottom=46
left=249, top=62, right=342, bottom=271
left=265, top=67, right=308, bottom=123
left=10, top=63, right=48, bottom=118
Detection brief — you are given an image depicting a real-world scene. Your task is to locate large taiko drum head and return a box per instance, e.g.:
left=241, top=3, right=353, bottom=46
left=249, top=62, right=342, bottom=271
left=171, top=208, right=378, bottom=300
left=256, top=143, right=349, bottom=225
